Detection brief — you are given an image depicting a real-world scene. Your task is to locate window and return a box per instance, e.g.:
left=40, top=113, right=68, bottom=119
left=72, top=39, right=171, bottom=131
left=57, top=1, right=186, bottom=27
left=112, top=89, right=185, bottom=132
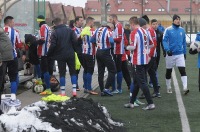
left=171, top=8, right=178, bottom=12
left=185, top=8, right=191, bottom=12
left=158, top=8, right=165, bottom=12
left=145, top=9, right=151, bottom=12
left=118, top=8, right=125, bottom=12
left=91, top=9, right=98, bottom=12
left=131, top=9, right=138, bottom=12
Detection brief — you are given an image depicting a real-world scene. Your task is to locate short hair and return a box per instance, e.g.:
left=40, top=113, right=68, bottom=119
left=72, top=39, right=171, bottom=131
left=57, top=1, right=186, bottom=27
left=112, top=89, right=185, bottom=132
left=129, top=16, right=138, bottom=25
left=69, top=20, right=75, bottom=28
left=151, top=19, right=157, bottom=24
left=109, top=14, right=118, bottom=20
left=86, top=17, right=94, bottom=24
left=75, top=16, right=83, bottom=23
left=52, top=17, right=62, bottom=25
left=4, top=16, right=14, bottom=24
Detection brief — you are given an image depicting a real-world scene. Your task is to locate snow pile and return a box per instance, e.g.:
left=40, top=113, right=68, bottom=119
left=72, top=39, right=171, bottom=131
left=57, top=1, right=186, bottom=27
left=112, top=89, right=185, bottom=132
left=0, top=98, right=124, bottom=132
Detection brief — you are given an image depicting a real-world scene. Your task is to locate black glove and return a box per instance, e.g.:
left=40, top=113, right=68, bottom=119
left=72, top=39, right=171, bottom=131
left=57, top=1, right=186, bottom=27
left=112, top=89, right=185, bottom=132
left=167, top=51, right=172, bottom=56
left=37, top=39, right=45, bottom=45
left=163, top=51, right=166, bottom=57
left=184, top=54, right=186, bottom=60
left=189, top=48, right=198, bottom=55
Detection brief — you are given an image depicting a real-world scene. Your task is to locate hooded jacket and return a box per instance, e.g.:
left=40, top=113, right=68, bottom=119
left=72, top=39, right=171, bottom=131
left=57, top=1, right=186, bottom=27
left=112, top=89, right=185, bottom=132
left=0, top=26, right=13, bottom=62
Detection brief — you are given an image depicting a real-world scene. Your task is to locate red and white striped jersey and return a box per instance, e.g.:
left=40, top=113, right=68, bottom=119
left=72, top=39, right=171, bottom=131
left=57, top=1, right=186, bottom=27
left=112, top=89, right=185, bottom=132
left=93, top=27, right=113, bottom=50
left=130, top=27, right=154, bottom=65
left=113, top=22, right=124, bottom=54
left=4, top=26, right=22, bottom=58
left=147, top=27, right=157, bottom=57
left=74, top=26, right=82, bottom=38
left=37, top=24, right=51, bottom=57
left=82, top=28, right=96, bottom=55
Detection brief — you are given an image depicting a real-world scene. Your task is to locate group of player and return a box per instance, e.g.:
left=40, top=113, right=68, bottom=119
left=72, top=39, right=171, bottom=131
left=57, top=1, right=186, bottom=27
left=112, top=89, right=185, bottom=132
left=0, top=6, right=190, bottom=110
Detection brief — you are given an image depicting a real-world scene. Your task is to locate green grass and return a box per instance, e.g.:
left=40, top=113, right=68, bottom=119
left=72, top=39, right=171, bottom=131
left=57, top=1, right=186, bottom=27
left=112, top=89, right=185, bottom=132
left=174, top=49, right=200, bottom=132
left=88, top=53, right=184, bottom=132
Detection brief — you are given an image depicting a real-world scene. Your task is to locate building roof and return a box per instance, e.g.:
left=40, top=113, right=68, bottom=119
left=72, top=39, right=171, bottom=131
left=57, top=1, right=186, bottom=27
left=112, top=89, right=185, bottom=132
left=85, top=0, right=200, bottom=15
left=50, top=3, right=64, bottom=18
left=74, top=7, right=84, bottom=17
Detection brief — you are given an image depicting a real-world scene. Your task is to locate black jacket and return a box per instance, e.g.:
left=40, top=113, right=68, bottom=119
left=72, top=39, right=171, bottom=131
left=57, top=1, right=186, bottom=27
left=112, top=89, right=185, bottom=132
left=24, top=34, right=39, bottom=65
left=47, top=24, right=77, bottom=60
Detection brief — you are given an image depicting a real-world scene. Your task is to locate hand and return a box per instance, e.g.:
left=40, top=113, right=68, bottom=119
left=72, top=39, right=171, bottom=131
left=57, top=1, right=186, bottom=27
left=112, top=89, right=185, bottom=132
left=37, top=39, right=45, bottom=45
left=184, top=54, right=186, bottom=60
left=167, top=51, right=172, bottom=56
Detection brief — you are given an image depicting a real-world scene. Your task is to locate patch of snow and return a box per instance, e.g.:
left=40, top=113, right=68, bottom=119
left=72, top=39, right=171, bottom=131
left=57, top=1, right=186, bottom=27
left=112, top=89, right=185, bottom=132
left=67, top=107, right=76, bottom=110
left=93, top=123, right=105, bottom=132
left=70, top=118, right=84, bottom=127
left=0, top=101, right=61, bottom=132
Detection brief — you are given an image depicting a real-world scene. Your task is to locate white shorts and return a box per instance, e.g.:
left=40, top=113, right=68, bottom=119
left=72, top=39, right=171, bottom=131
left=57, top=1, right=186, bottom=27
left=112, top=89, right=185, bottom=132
left=165, top=54, right=185, bottom=69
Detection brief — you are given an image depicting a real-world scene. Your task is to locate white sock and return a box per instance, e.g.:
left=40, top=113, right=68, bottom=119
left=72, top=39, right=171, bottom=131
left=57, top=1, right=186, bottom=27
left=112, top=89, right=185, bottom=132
left=166, top=79, right=171, bottom=89
left=181, top=76, right=187, bottom=90
left=60, top=86, right=66, bottom=94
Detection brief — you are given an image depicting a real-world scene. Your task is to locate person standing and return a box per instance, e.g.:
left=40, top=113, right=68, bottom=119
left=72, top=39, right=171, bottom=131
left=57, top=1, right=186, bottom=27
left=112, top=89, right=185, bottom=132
left=0, top=9, right=15, bottom=94
left=80, top=17, right=98, bottom=95
left=73, top=16, right=84, bottom=91
left=163, top=14, right=189, bottom=95
left=124, top=16, right=155, bottom=110
left=36, top=15, right=52, bottom=95
left=90, top=22, right=116, bottom=96
left=47, top=17, right=78, bottom=97
left=157, top=21, right=165, bottom=33
left=3, top=16, right=23, bottom=94
left=109, top=14, right=124, bottom=94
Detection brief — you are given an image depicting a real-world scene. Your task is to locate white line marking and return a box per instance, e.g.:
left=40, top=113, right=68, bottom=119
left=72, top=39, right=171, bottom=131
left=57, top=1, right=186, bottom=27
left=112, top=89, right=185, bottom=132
left=172, top=69, right=190, bottom=132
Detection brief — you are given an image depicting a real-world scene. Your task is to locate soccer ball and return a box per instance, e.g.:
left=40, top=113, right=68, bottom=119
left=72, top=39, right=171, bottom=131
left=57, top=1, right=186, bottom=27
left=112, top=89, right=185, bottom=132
left=24, top=81, right=34, bottom=89
left=34, top=85, right=44, bottom=93
left=190, top=41, right=200, bottom=51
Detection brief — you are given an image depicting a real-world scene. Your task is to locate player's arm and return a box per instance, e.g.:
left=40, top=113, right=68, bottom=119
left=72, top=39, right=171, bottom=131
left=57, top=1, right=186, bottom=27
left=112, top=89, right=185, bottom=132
left=126, top=31, right=137, bottom=51
left=38, top=25, right=46, bottom=45
left=47, top=31, right=57, bottom=57
left=114, top=24, right=122, bottom=43
left=162, top=29, right=170, bottom=52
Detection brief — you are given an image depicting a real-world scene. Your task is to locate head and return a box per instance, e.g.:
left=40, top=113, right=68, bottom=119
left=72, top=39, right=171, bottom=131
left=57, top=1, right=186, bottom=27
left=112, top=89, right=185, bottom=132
left=151, top=19, right=158, bottom=30
left=142, top=15, right=149, bottom=24
left=86, top=17, right=95, bottom=28
left=52, top=17, right=62, bottom=26
left=69, top=20, right=75, bottom=28
left=158, top=21, right=161, bottom=25
left=109, top=14, right=118, bottom=25
left=173, top=14, right=181, bottom=26
left=129, top=16, right=139, bottom=30
left=4, top=16, right=15, bottom=28
left=125, top=24, right=130, bottom=30
left=37, top=15, right=45, bottom=24
left=107, top=22, right=114, bottom=31
left=138, top=18, right=147, bottom=29
left=75, top=16, right=84, bottom=27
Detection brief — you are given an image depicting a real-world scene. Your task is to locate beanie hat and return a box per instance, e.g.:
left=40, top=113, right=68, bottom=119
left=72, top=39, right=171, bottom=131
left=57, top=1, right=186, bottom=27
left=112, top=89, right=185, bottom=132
left=173, top=14, right=180, bottom=21
left=138, top=18, right=147, bottom=27
left=142, top=15, right=149, bottom=24
left=37, top=15, right=45, bottom=22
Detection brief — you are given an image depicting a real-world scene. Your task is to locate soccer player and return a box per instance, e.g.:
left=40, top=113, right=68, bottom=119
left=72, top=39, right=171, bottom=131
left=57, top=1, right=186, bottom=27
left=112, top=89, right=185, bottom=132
left=36, top=15, right=52, bottom=95
left=124, top=16, right=155, bottom=110
left=80, top=17, right=98, bottom=95
left=109, top=14, right=124, bottom=94
left=163, top=14, right=189, bottom=95
left=47, top=17, right=78, bottom=97
left=3, top=16, right=23, bottom=94
left=90, top=22, right=116, bottom=96
left=73, top=16, right=84, bottom=91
